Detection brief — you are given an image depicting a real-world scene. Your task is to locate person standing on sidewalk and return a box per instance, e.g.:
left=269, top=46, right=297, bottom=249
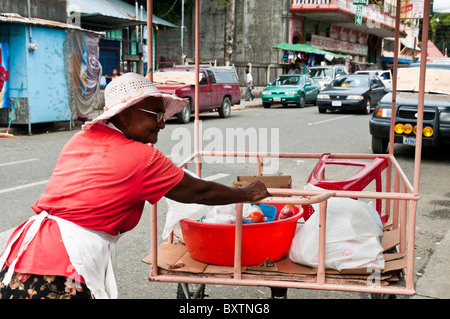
left=245, top=69, right=255, bottom=101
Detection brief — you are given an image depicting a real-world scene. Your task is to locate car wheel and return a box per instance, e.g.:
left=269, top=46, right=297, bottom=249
left=218, top=97, right=231, bottom=118
left=297, top=94, right=305, bottom=108
left=318, top=106, right=327, bottom=113
left=263, top=103, right=271, bottom=108
left=363, top=99, right=371, bottom=114
left=372, top=136, right=389, bottom=154
left=177, top=100, right=191, bottom=124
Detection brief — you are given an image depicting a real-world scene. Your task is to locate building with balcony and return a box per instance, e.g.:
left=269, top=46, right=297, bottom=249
left=289, top=0, right=415, bottom=70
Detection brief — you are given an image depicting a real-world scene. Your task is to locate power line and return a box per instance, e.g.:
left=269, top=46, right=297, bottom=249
left=159, top=0, right=178, bottom=18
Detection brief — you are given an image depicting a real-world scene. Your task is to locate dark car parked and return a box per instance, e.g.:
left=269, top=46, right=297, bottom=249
left=316, top=74, right=388, bottom=114
left=369, top=61, right=450, bottom=153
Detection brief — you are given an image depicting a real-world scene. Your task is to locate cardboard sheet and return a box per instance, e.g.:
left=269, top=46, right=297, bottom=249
left=143, top=228, right=405, bottom=280
left=397, top=68, right=450, bottom=94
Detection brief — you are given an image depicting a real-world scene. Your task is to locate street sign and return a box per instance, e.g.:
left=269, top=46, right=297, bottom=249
left=355, top=5, right=363, bottom=25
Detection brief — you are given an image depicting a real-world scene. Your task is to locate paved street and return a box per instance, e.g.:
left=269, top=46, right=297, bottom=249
left=1, top=100, right=450, bottom=299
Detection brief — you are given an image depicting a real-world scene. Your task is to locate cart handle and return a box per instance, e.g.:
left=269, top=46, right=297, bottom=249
left=254, top=190, right=336, bottom=206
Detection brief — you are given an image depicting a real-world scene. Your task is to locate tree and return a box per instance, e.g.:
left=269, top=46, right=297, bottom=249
left=224, top=0, right=235, bottom=65
left=430, top=13, right=450, bottom=54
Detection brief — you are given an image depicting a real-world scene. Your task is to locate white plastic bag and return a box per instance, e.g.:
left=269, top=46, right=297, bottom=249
left=162, top=198, right=238, bottom=239
left=162, top=169, right=240, bottom=238
left=201, top=208, right=236, bottom=224
left=289, top=185, right=385, bottom=271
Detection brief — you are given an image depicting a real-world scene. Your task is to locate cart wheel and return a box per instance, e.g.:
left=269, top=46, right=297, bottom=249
left=368, top=293, right=397, bottom=299
left=176, top=283, right=206, bottom=299
left=270, top=287, right=288, bottom=299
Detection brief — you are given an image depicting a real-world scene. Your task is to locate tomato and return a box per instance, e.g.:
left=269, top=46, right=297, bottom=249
left=278, top=205, right=296, bottom=220
left=245, top=211, right=266, bottom=223
left=244, top=206, right=267, bottom=223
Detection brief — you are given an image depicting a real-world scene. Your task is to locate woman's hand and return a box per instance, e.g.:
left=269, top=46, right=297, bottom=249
left=241, top=181, right=272, bottom=202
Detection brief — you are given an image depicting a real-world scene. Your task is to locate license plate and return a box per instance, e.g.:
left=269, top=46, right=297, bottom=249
left=332, top=100, right=342, bottom=106
left=273, top=97, right=281, bottom=102
left=403, top=136, right=416, bottom=146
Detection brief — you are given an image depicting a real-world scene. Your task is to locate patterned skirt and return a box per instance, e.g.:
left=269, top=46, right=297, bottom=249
left=0, top=266, right=92, bottom=299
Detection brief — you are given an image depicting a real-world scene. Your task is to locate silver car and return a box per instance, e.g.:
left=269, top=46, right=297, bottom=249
left=307, top=64, right=348, bottom=90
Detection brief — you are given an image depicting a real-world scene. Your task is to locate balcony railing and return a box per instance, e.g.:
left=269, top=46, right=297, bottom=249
left=292, top=0, right=398, bottom=18
left=291, top=0, right=404, bottom=33
left=292, top=0, right=333, bottom=4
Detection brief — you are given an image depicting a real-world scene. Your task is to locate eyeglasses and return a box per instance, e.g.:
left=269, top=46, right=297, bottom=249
left=133, top=107, right=166, bottom=123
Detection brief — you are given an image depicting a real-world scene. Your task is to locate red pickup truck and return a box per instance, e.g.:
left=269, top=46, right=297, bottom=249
left=153, top=66, right=241, bottom=123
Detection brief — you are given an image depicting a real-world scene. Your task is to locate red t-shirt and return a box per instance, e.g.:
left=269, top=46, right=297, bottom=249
left=2, top=124, right=184, bottom=280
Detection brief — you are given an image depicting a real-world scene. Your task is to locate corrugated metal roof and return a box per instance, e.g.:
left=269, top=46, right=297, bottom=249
left=0, top=13, right=100, bottom=33
left=69, top=0, right=177, bottom=28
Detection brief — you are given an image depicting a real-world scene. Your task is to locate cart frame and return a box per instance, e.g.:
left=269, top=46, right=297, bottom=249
left=144, top=0, right=431, bottom=297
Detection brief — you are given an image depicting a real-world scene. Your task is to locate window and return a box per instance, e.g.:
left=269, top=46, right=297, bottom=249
left=374, top=77, right=384, bottom=87
left=199, top=70, right=208, bottom=85
left=380, top=72, right=390, bottom=80
left=332, top=76, right=368, bottom=88
left=206, top=69, right=216, bottom=84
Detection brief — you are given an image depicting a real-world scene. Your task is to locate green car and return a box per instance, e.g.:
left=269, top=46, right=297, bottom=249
left=261, top=74, right=321, bottom=108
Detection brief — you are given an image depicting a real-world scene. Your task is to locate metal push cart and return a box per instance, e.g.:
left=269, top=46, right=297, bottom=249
left=143, top=0, right=432, bottom=298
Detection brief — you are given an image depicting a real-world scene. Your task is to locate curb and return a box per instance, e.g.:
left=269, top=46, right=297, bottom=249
left=233, top=98, right=263, bottom=110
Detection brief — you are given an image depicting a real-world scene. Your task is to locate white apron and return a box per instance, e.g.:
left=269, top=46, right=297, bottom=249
left=0, top=211, right=122, bottom=299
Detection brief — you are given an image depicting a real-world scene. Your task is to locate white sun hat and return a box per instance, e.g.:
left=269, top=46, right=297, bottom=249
left=82, top=72, right=188, bottom=130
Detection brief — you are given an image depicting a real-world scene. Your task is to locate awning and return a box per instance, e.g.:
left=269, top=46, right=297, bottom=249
left=381, top=56, right=412, bottom=64
left=400, top=39, right=420, bottom=51
left=273, top=42, right=351, bottom=59
left=69, top=0, right=177, bottom=28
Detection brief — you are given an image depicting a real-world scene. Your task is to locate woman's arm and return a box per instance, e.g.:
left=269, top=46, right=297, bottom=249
left=164, top=171, right=271, bottom=205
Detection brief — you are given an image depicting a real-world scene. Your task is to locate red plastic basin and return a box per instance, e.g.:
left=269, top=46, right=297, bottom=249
left=179, top=204, right=302, bottom=266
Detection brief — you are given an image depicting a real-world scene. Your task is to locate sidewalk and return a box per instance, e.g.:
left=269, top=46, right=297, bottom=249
left=232, top=97, right=262, bottom=110
left=412, top=226, right=450, bottom=299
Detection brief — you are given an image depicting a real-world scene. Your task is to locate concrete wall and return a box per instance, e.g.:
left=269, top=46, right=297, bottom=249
left=156, top=0, right=288, bottom=87
left=1, top=0, right=67, bottom=23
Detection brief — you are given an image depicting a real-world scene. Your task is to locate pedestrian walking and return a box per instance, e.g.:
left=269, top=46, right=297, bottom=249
left=0, top=72, right=271, bottom=299
left=245, top=69, right=255, bottom=101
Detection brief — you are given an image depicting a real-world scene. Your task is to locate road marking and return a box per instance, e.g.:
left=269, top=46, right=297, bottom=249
left=0, top=180, right=48, bottom=195
left=0, top=158, right=39, bottom=167
left=308, top=115, right=353, bottom=125
left=202, top=173, right=229, bottom=181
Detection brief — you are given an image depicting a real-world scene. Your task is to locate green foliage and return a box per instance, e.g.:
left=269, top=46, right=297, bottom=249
left=430, top=13, right=450, bottom=53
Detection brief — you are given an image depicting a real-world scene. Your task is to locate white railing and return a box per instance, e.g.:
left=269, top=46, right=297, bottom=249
left=292, top=0, right=332, bottom=5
